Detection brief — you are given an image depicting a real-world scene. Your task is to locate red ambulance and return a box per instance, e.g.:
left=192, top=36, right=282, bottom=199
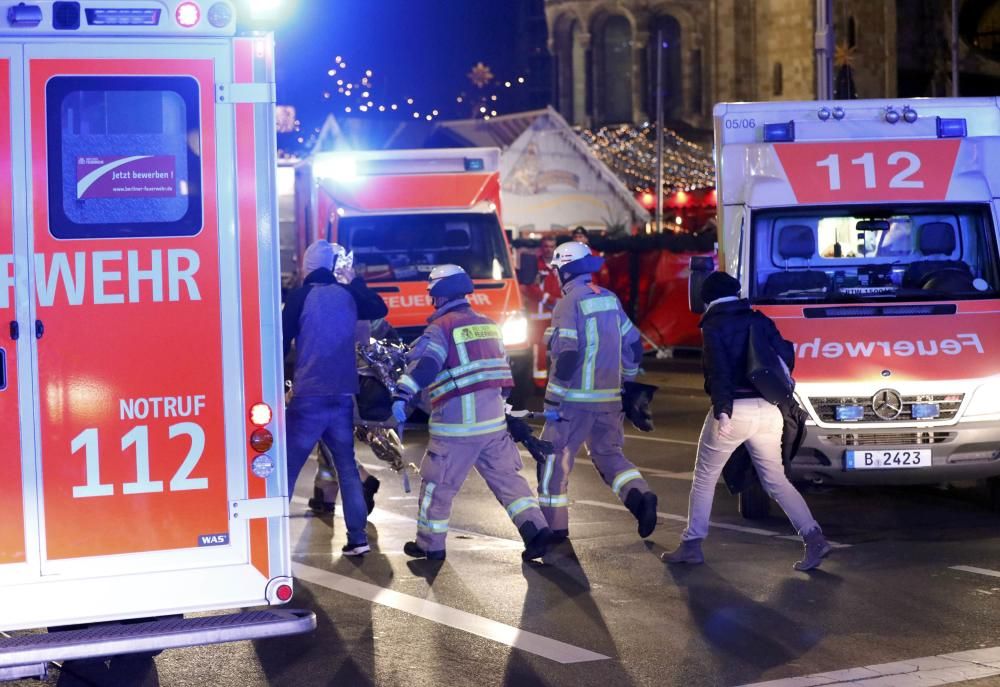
left=0, top=1, right=313, bottom=679
left=704, top=98, right=1000, bottom=517
left=288, top=148, right=532, bottom=392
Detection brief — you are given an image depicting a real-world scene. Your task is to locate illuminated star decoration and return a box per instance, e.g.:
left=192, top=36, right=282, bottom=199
left=467, top=62, right=495, bottom=89
left=835, top=43, right=856, bottom=68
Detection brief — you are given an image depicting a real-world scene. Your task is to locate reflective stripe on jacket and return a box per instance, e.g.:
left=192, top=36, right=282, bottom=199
left=544, top=277, right=641, bottom=411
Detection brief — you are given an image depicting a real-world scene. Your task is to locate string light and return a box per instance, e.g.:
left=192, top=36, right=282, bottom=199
left=579, top=123, right=715, bottom=194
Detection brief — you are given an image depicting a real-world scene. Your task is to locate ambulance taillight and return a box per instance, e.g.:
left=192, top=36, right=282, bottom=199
left=249, top=402, right=272, bottom=426
left=250, top=428, right=274, bottom=452
left=176, top=2, right=201, bottom=27
left=276, top=584, right=293, bottom=602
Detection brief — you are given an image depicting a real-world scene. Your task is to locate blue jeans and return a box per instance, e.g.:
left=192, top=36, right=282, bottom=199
left=286, top=394, right=368, bottom=546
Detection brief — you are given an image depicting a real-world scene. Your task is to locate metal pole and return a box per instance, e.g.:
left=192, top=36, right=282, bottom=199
left=815, top=0, right=833, bottom=100
left=655, top=28, right=664, bottom=233
left=951, top=0, right=960, bottom=97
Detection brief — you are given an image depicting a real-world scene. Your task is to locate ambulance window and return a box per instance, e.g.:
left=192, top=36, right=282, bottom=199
left=46, top=76, right=202, bottom=239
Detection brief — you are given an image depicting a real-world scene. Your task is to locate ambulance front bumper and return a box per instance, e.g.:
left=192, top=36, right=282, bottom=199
left=789, top=419, right=1000, bottom=485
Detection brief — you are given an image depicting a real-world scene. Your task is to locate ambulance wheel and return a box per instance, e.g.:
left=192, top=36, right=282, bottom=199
left=988, top=477, right=1000, bottom=512
left=738, top=474, right=771, bottom=520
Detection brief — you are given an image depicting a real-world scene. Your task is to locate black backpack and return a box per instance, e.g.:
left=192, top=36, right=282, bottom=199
left=745, top=311, right=794, bottom=406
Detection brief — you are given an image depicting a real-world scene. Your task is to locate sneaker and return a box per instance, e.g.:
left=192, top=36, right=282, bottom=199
left=662, top=539, right=705, bottom=565
left=341, top=541, right=371, bottom=557
left=403, top=541, right=446, bottom=560
left=794, top=528, right=832, bottom=572
left=362, top=476, right=380, bottom=515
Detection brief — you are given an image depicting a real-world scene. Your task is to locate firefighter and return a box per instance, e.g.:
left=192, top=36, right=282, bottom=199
left=391, top=265, right=554, bottom=562
left=539, top=242, right=659, bottom=541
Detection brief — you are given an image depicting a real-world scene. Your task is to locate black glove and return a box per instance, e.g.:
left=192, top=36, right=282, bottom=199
left=522, top=435, right=554, bottom=464
left=622, top=381, right=658, bottom=432
left=506, top=415, right=535, bottom=443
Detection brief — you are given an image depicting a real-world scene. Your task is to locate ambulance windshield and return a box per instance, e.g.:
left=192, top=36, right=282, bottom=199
left=750, top=204, right=1000, bottom=304
left=337, top=212, right=513, bottom=282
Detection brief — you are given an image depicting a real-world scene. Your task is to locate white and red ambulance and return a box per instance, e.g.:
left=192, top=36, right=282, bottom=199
left=0, top=1, right=313, bottom=679
left=707, top=98, right=1000, bottom=511
left=286, top=148, right=532, bottom=391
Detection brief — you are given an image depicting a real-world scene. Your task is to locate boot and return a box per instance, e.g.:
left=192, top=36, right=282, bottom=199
left=362, top=476, right=380, bottom=515
left=403, top=541, right=446, bottom=561
left=625, top=489, right=659, bottom=538
left=794, top=527, right=832, bottom=571
left=521, top=527, right=555, bottom=562
left=662, top=539, right=704, bottom=565
left=307, top=486, right=335, bottom=515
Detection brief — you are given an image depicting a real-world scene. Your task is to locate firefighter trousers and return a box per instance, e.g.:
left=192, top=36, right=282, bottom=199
left=415, top=429, right=548, bottom=553
left=539, top=407, right=652, bottom=532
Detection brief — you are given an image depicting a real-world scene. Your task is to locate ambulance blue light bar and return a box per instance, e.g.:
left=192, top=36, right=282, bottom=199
left=86, top=8, right=162, bottom=26
left=763, top=121, right=795, bottom=142
left=936, top=117, right=967, bottom=138
left=464, top=158, right=485, bottom=171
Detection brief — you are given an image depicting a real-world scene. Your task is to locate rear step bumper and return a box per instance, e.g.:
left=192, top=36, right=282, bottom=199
left=0, top=609, right=316, bottom=680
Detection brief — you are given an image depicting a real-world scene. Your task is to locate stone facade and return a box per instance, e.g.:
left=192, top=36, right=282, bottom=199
left=545, top=0, right=898, bottom=130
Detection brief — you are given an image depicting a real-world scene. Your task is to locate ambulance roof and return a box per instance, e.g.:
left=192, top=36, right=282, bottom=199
left=0, top=1, right=240, bottom=37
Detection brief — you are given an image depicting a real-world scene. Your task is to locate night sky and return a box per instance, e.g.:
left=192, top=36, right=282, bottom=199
left=274, top=1, right=544, bottom=146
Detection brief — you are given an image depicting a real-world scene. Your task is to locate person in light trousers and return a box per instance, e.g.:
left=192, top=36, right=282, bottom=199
left=663, top=271, right=831, bottom=571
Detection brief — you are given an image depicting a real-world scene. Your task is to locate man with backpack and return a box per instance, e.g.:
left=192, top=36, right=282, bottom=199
left=663, top=271, right=831, bottom=571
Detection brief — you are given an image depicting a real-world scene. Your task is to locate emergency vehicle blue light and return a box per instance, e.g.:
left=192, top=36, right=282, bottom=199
left=911, top=403, right=940, bottom=419
left=763, top=121, right=795, bottom=142
left=86, top=8, right=161, bottom=25
left=464, top=158, right=485, bottom=172
left=7, top=4, right=42, bottom=27
left=936, top=117, right=967, bottom=138
left=835, top=405, right=864, bottom=422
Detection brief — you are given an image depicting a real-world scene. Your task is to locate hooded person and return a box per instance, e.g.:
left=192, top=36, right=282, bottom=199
left=662, top=270, right=831, bottom=572
left=282, top=240, right=388, bottom=556
left=537, top=242, right=659, bottom=542
left=390, top=265, right=555, bottom=563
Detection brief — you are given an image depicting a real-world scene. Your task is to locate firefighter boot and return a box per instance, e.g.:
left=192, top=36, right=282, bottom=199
left=662, top=539, right=705, bottom=565
left=403, top=541, right=446, bottom=561
left=362, top=475, right=380, bottom=515
left=519, top=522, right=555, bottom=562
left=625, top=489, right=659, bottom=538
left=794, top=527, right=832, bottom=572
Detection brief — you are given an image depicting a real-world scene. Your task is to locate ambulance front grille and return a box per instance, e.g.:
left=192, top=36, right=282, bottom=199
left=809, top=394, right=964, bottom=423
left=821, top=432, right=955, bottom=447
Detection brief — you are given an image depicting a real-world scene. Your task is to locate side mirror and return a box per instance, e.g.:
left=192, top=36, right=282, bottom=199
left=688, top=255, right=715, bottom=314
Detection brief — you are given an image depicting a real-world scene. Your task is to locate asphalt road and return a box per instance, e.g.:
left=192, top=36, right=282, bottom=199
left=15, top=357, right=1000, bottom=687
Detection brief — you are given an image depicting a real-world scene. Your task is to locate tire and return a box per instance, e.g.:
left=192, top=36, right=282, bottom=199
left=738, top=473, right=771, bottom=520
left=988, top=477, right=1000, bottom=512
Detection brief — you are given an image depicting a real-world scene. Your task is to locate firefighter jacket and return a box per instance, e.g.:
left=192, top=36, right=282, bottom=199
left=544, top=276, right=643, bottom=412
left=396, top=299, right=514, bottom=438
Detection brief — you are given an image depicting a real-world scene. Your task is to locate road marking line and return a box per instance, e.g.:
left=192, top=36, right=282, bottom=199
left=950, top=565, right=1000, bottom=579
left=734, top=646, right=1000, bottom=686
left=625, top=433, right=699, bottom=446
left=291, top=563, right=611, bottom=664
left=575, top=499, right=851, bottom=548
left=577, top=457, right=692, bottom=481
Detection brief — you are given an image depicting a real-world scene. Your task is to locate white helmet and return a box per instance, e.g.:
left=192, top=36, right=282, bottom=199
left=427, top=264, right=474, bottom=297
left=549, top=241, right=592, bottom=269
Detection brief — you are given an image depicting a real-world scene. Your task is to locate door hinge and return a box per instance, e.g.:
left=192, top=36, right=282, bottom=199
left=230, top=497, right=286, bottom=520
left=216, top=82, right=276, bottom=104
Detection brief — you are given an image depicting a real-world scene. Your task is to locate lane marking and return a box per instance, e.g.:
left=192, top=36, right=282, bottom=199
left=575, top=499, right=851, bottom=548
left=577, top=457, right=693, bottom=481
left=734, top=646, right=1000, bottom=686
left=625, top=433, right=698, bottom=446
left=292, top=563, right=611, bottom=664
left=950, top=565, right=1000, bottom=579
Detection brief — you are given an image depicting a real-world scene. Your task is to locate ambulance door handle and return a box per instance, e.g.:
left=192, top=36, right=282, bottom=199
left=34, top=320, right=43, bottom=340
left=8, top=321, right=17, bottom=341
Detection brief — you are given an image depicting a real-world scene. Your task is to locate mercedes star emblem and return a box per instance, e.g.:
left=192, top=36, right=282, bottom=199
left=872, top=388, right=904, bottom=420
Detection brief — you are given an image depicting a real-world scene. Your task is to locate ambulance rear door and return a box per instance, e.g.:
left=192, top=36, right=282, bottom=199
left=5, top=32, right=288, bottom=628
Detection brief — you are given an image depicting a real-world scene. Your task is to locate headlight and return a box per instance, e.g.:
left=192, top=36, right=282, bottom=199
left=501, top=313, right=528, bottom=347
left=964, top=380, right=1000, bottom=418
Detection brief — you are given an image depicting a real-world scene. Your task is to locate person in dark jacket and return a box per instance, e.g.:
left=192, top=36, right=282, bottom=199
left=283, top=241, right=388, bottom=557
left=663, top=271, right=831, bottom=571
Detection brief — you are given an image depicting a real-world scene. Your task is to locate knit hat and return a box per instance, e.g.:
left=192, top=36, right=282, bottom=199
left=700, top=271, right=741, bottom=305
left=303, top=240, right=334, bottom=272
